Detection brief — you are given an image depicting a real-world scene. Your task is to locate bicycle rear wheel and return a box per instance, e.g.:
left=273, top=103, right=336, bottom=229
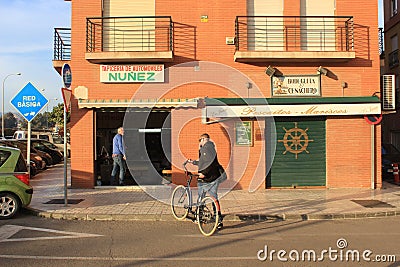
left=197, top=196, right=219, bottom=236
left=171, top=185, right=190, bottom=220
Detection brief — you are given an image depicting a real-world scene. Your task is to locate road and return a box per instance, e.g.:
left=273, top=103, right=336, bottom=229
left=0, top=212, right=399, bottom=267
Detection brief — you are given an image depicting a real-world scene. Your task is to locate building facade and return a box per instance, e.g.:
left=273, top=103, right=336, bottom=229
left=383, top=0, right=400, bottom=148
left=55, top=0, right=382, bottom=190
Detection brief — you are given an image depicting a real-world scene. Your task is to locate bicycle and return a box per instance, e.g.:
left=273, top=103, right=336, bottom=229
left=170, top=160, right=220, bottom=236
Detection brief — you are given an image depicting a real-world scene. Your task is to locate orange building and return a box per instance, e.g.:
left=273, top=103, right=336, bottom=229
left=54, top=0, right=382, bottom=190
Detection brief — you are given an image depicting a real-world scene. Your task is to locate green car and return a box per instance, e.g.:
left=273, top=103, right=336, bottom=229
left=0, top=145, right=33, bottom=219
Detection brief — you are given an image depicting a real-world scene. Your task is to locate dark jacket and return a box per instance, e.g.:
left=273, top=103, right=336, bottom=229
left=194, top=140, right=221, bottom=183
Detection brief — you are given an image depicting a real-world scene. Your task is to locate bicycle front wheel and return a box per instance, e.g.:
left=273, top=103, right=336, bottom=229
left=197, top=196, right=219, bottom=236
left=171, top=185, right=190, bottom=220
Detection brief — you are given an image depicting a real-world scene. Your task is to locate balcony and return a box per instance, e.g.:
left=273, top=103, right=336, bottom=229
left=389, top=49, right=399, bottom=69
left=85, top=16, right=173, bottom=63
left=234, top=16, right=356, bottom=63
left=52, top=28, right=71, bottom=74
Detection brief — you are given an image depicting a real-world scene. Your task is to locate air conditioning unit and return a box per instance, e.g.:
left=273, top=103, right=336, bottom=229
left=382, top=74, right=396, bottom=110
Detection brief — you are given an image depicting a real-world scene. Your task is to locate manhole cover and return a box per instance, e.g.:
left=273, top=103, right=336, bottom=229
left=44, top=199, right=84, bottom=205
left=351, top=200, right=395, bottom=208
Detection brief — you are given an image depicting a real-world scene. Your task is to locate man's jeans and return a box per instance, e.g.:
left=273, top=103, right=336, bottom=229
left=197, top=175, right=223, bottom=200
left=111, top=155, right=125, bottom=185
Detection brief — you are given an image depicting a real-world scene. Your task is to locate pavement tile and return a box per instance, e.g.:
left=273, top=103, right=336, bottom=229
left=27, top=162, right=400, bottom=222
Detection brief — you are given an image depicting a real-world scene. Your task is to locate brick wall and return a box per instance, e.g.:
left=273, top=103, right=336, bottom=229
left=70, top=0, right=381, bottom=189
left=326, top=117, right=380, bottom=188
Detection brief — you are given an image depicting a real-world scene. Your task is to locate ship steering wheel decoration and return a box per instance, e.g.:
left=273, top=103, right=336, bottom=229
left=278, top=122, right=314, bottom=159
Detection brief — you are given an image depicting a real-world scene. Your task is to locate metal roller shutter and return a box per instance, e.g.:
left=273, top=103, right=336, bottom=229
left=267, top=117, right=326, bottom=187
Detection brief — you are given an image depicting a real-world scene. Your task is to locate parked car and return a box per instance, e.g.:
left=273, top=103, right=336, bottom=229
left=0, top=140, right=43, bottom=176
left=0, top=146, right=33, bottom=219
left=19, top=139, right=63, bottom=164
left=13, top=131, right=70, bottom=157
left=382, top=143, right=400, bottom=179
left=0, top=140, right=47, bottom=170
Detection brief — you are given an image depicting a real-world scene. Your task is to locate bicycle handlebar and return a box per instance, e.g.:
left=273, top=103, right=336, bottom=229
left=183, top=159, right=194, bottom=167
left=183, top=159, right=197, bottom=175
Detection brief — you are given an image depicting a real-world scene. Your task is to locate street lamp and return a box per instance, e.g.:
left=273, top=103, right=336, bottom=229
left=2, top=73, right=21, bottom=138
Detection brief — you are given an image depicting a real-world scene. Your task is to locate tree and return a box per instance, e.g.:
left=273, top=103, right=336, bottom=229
left=31, top=113, right=48, bottom=129
left=3, top=112, right=17, bottom=129
left=10, top=104, right=70, bottom=132
left=49, top=103, right=70, bottom=129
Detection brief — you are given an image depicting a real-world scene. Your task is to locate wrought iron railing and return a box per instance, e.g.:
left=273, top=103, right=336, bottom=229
left=379, top=27, right=384, bottom=56
left=53, top=28, right=71, bottom=60
left=86, top=16, right=173, bottom=53
left=389, top=49, right=399, bottom=68
left=235, top=16, right=354, bottom=52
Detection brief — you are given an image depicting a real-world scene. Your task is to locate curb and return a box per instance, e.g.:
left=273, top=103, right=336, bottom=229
left=25, top=208, right=400, bottom=222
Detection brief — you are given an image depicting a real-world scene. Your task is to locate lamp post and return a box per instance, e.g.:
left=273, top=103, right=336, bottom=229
left=2, top=73, right=21, bottom=138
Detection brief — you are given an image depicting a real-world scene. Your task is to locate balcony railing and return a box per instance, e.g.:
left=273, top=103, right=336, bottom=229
left=235, top=16, right=354, bottom=53
left=379, top=27, right=384, bottom=56
left=389, top=49, right=399, bottom=68
left=86, top=16, right=173, bottom=53
left=53, top=28, right=71, bottom=60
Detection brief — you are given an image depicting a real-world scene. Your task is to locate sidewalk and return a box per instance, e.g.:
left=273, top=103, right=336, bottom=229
left=27, top=162, right=400, bottom=221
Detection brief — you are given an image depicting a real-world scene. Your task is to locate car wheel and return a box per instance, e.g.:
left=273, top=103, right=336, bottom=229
left=0, top=192, right=21, bottom=219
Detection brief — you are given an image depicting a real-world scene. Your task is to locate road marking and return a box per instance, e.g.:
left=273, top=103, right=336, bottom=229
left=0, top=225, right=102, bottom=242
left=0, top=255, right=256, bottom=261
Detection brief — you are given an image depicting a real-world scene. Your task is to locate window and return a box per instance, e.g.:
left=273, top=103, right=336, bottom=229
left=39, top=135, right=50, bottom=141
left=14, top=154, right=27, bottom=172
left=0, top=150, right=11, bottom=167
left=391, top=0, right=398, bottom=17
left=391, top=35, right=398, bottom=51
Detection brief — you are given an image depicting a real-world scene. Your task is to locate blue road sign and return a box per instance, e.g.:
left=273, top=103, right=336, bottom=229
left=62, top=63, right=72, bottom=88
left=10, top=82, right=48, bottom=122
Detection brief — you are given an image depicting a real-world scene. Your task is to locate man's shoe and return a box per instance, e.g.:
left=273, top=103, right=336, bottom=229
left=217, top=222, right=223, bottom=230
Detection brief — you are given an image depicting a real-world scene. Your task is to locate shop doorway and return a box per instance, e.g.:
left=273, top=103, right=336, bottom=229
left=95, top=109, right=171, bottom=186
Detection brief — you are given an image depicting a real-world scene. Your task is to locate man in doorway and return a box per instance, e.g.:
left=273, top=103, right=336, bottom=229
left=192, top=133, right=225, bottom=229
left=111, top=127, right=126, bottom=186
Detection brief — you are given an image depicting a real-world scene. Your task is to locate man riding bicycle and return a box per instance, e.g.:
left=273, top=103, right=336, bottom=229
left=190, top=133, right=225, bottom=229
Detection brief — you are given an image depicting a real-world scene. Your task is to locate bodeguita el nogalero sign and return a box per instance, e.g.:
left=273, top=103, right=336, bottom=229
left=272, top=75, right=321, bottom=97
left=100, top=64, right=164, bottom=83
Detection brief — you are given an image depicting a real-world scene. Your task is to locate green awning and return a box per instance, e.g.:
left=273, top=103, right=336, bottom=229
left=205, top=97, right=382, bottom=117
left=205, top=96, right=381, bottom=106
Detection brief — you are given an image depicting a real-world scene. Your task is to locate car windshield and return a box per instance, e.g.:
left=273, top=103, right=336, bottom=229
left=53, top=137, right=63, bottom=144
left=40, top=140, right=57, bottom=149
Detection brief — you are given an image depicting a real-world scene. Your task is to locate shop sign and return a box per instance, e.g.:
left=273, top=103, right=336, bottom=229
left=272, top=75, right=321, bottom=97
left=206, top=103, right=381, bottom=118
left=100, top=64, right=164, bottom=83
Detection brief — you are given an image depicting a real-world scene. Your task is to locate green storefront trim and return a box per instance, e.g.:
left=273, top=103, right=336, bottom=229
left=205, top=96, right=380, bottom=106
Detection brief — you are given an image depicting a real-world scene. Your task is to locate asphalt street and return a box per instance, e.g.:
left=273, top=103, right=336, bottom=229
left=0, top=212, right=399, bottom=267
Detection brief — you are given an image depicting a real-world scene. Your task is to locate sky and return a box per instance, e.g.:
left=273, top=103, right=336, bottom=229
left=0, top=0, right=70, bottom=113
left=0, top=0, right=384, bottom=113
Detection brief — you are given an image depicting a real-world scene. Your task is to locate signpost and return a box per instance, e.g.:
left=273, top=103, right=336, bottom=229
left=363, top=114, right=382, bottom=189
left=61, top=64, right=72, bottom=206
left=10, top=82, right=48, bottom=177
